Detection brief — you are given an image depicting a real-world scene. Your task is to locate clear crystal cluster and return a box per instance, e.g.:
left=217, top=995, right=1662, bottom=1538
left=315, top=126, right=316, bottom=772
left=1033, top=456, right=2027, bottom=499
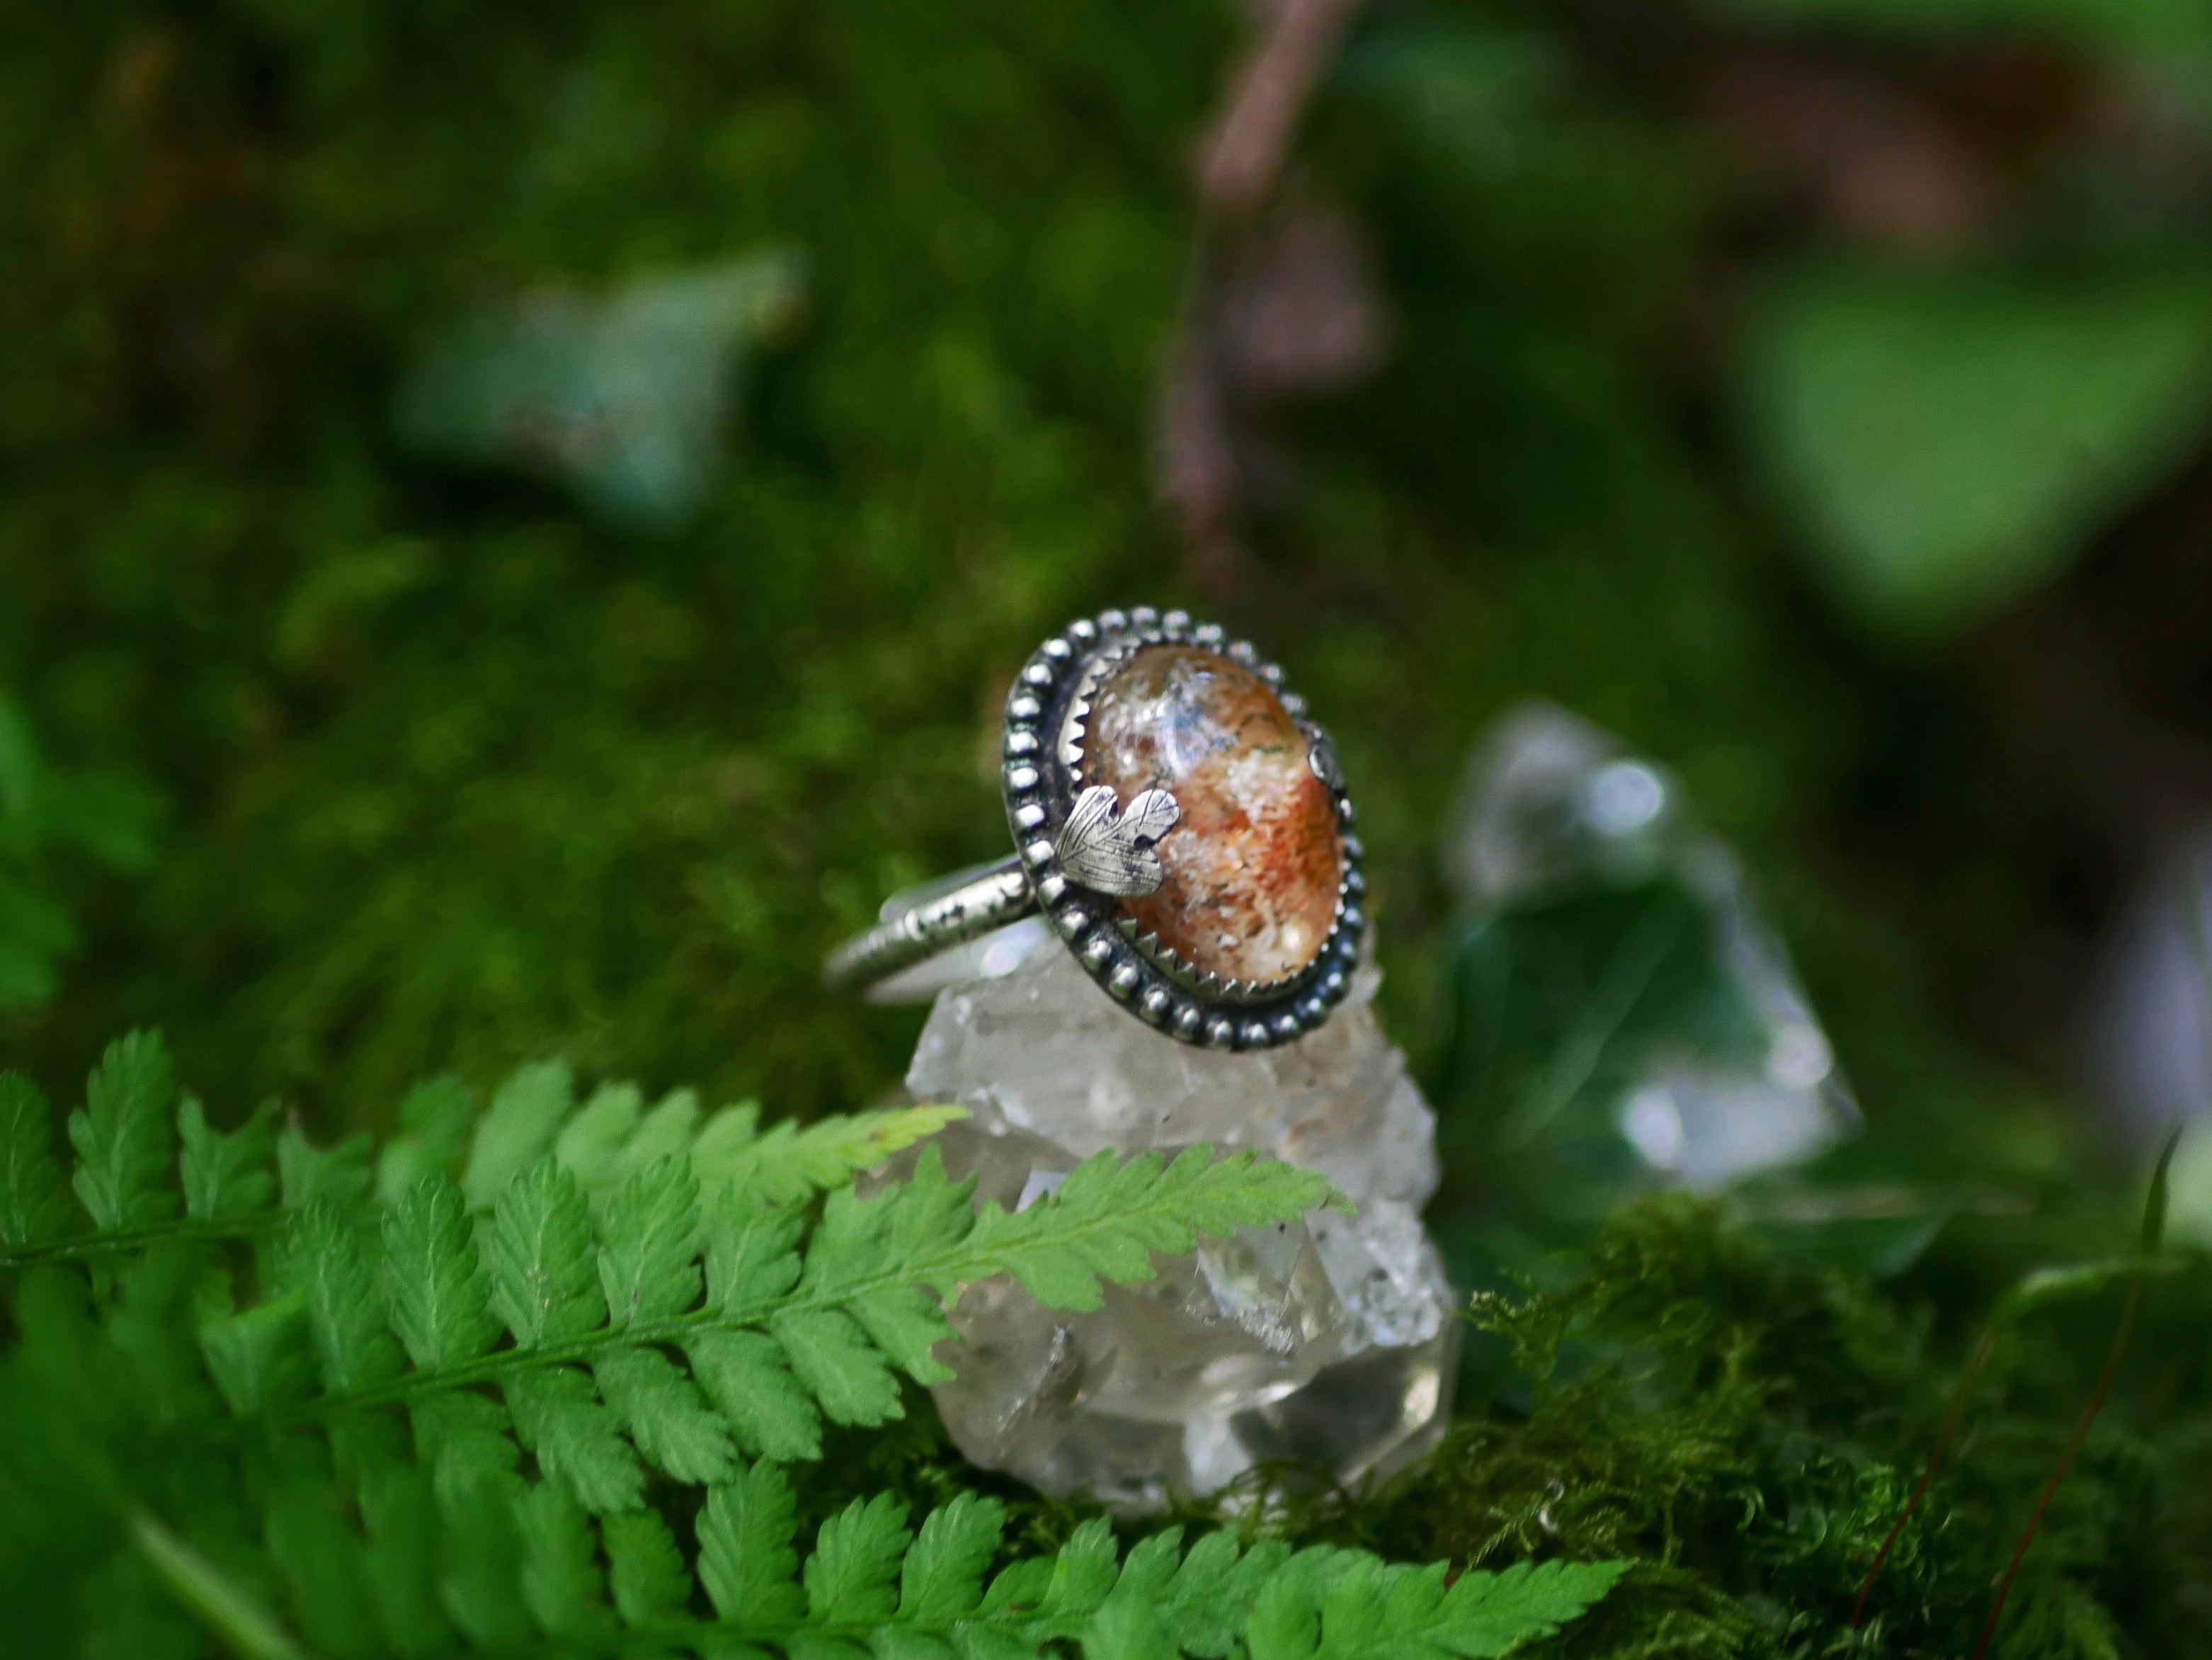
left=896, top=933, right=1456, bottom=1513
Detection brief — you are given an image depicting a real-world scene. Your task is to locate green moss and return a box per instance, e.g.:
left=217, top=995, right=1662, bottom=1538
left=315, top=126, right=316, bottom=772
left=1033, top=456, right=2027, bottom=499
left=0, top=0, right=1888, bottom=1127
left=1337, top=1199, right=2212, bottom=1658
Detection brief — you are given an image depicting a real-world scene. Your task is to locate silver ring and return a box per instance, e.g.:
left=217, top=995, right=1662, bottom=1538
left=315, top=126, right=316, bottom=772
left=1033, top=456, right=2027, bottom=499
left=824, top=606, right=1367, bottom=1050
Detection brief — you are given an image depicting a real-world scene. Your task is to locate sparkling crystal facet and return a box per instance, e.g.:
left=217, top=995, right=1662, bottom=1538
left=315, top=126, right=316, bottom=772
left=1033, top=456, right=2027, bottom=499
left=1446, top=701, right=1857, bottom=1188
left=901, top=941, right=1455, bottom=1513
left=1081, top=644, right=1342, bottom=986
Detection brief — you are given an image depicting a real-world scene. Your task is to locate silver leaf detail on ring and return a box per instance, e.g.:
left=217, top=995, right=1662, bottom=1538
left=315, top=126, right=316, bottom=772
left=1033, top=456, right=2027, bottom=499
left=1055, top=785, right=1180, bottom=897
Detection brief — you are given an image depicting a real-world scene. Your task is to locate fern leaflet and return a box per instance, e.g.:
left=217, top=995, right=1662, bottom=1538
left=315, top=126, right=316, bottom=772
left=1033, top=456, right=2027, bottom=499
left=67, top=1028, right=176, bottom=1230
left=0, top=1069, right=69, bottom=1248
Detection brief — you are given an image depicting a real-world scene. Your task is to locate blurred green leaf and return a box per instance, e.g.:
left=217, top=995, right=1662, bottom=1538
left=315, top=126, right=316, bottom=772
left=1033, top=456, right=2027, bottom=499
left=1987, top=1135, right=2185, bottom=1318
left=1740, top=263, right=2212, bottom=642
left=2143, top=1124, right=2182, bottom=1251
left=2163, top=1128, right=2212, bottom=1247
left=1995, top=1256, right=2145, bottom=1322
left=397, top=250, right=805, bottom=533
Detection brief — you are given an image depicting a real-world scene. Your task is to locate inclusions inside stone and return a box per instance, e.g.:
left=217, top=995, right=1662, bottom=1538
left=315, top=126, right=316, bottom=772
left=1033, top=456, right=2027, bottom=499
left=891, top=939, right=1458, bottom=1513
left=1081, top=644, right=1342, bottom=986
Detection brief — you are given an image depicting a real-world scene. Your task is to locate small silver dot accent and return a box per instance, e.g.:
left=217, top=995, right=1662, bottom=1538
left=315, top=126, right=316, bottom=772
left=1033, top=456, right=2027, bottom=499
left=1014, top=803, right=1046, bottom=831
left=1008, top=766, right=1039, bottom=793
left=1008, top=694, right=1042, bottom=721
left=1021, top=661, right=1055, bottom=687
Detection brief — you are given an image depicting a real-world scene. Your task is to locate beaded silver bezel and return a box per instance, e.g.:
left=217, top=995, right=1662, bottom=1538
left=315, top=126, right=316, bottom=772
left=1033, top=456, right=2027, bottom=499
left=999, top=606, right=1367, bottom=1050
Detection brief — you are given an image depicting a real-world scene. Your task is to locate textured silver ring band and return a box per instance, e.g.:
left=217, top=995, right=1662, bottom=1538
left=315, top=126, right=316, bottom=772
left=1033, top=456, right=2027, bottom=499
left=821, top=605, right=1367, bottom=1052
left=821, top=860, right=1032, bottom=994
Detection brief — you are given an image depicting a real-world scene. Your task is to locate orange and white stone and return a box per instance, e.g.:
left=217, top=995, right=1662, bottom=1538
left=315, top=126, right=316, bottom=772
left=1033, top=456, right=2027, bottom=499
left=1080, top=644, right=1341, bottom=984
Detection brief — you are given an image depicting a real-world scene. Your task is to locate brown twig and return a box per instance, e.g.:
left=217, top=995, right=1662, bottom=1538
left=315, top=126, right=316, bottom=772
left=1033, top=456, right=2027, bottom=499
left=1198, top=0, right=1369, bottom=219
left=1856, top=1129, right=2179, bottom=1640
left=1968, top=1272, right=2145, bottom=1660
left=1968, top=1126, right=2177, bottom=1659
left=1156, top=0, right=1372, bottom=601
left=1849, top=1320, right=2000, bottom=1628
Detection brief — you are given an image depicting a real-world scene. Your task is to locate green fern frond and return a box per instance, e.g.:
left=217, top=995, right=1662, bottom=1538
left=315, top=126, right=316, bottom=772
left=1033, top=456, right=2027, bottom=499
left=0, top=1040, right=961, bottom=1273
left=957, top=1140, right=1352, bottom=1309
left=280, top=1138, right=1339, bottom=1499
left=692, top=1102, right=969, bottom=1206
left=132, top=1458, right=1618, bottom=1660
left=0, top=1033, right=1627, bottom=1660
left=3, top=1033, right=1347, bottom=1502
left=1242, top=1550, right=1629, bottom=1659
left=455, top=1059, right=964, bottom=1216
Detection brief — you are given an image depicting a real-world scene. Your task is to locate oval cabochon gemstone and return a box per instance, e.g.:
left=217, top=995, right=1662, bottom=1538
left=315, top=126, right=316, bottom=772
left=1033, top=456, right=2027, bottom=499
left=1080, top=644, right=1342, bottom=984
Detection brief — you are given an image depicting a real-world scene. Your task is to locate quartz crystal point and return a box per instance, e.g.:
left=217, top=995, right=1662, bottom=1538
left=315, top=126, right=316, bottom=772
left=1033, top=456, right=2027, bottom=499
left=900, top=935, right=1456, bottom=1513
left=1444, top=701, right=1856, bottom=1188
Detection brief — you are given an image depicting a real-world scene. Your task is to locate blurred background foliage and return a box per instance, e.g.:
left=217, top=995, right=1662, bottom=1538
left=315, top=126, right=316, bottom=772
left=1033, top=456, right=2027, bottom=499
left=0, top=0, right=2157, bottom=1124
left=8, top=0, right=2212, bottom=1651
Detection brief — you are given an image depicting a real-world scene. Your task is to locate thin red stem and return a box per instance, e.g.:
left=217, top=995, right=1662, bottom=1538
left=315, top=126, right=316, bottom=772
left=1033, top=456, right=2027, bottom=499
left=1851, top=1321, right=2000, bottom=1628
left=1968, top=1273, right=2147, bottom=1660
